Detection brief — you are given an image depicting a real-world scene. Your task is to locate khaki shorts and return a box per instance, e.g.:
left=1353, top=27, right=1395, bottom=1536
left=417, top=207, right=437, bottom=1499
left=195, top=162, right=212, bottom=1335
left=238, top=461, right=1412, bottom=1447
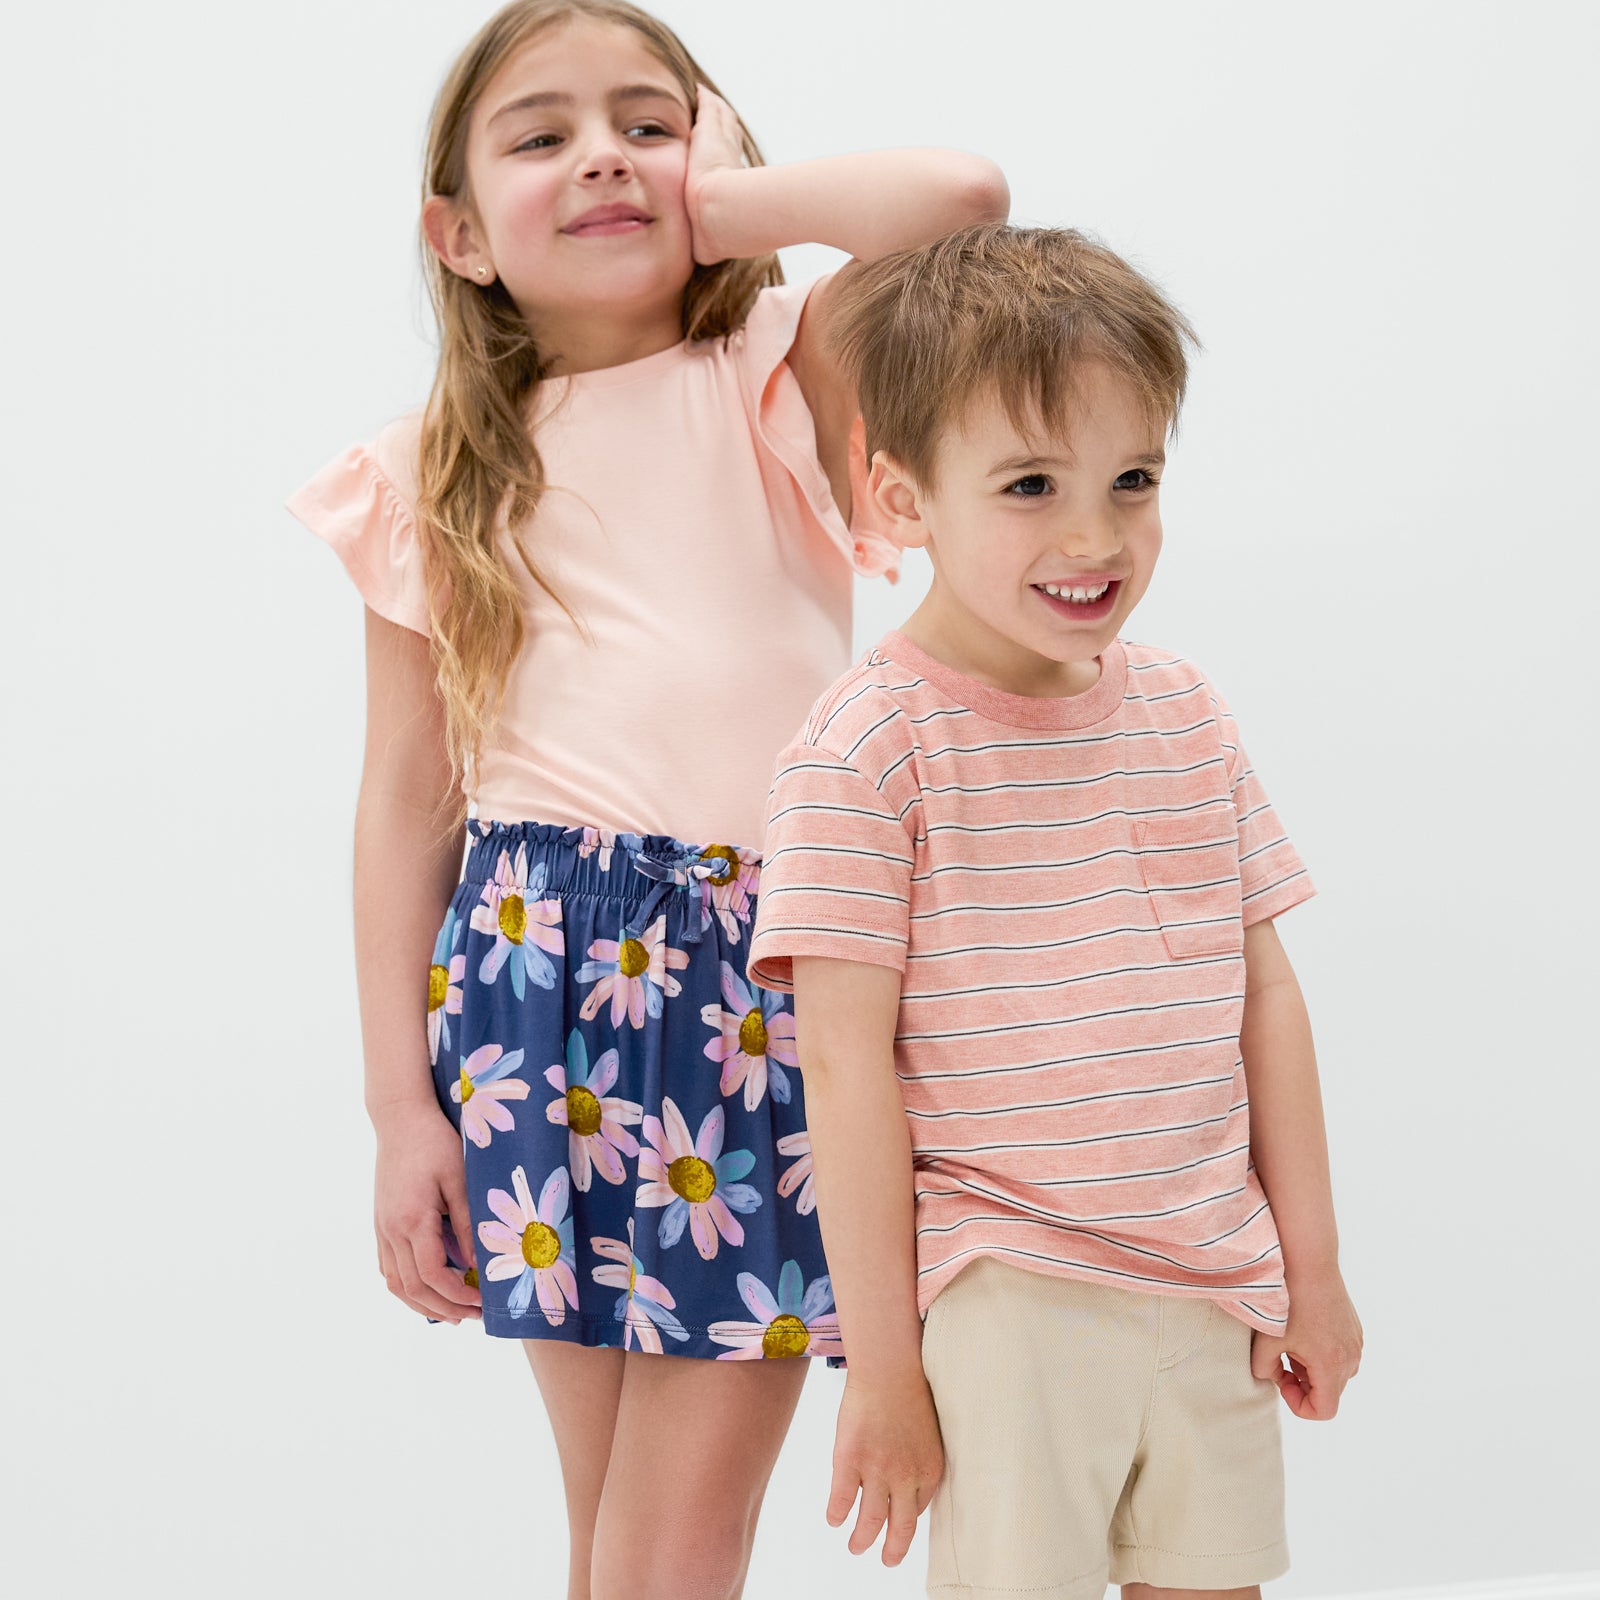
left=921, top=1257, right=1288, bottom=1597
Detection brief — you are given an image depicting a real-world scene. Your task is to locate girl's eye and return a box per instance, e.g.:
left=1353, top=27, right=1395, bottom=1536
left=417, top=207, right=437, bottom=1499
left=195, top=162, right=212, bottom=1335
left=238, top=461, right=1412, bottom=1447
left=1114, top=468, right=1160, bottom=491
left=625, top=122, right=673, bottom=139
left=1004, top=474, right=1052, bottom=498
left=514, top=132, right=562, bottom=152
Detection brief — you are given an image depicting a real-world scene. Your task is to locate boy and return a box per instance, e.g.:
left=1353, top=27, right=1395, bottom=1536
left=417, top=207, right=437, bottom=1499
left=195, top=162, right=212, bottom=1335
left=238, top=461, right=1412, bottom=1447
left=747, top=224, right=1362, bottom=1598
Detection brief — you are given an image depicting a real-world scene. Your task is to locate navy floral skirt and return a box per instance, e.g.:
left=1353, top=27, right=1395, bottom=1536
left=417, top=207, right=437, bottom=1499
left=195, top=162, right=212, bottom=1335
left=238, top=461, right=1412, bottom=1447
left=427, top=820, right=835, bottom=1361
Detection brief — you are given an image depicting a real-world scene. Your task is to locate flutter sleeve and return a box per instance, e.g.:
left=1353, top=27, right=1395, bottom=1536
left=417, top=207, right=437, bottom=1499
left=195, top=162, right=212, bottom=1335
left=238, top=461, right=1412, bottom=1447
left=735, top=276, right=903, bottom=583
left=286, top=416, right=430, bottom=635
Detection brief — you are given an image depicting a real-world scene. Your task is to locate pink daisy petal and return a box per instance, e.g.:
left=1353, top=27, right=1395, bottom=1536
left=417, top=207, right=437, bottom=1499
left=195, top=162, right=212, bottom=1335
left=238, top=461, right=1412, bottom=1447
left=482, top=1081, right=528, bottom=1104
left=637, top=1148, right=668, bottom=1186
left=635, top=1182, right=677, bottom=1207
left=661, top=1099, right=694, bottom=1159
left=551, top=1259, right=579, bottom=1307
left=591, top=1237, right=630, bottom=1269
left=511, top=1166, right=537, bottom=1221
left=742, top=1060, right=767, bottom=1112
left=544, top=1064, right=567, bottom=1092
left=535, top=1272, right=568, bottom=1327
left=469, top=904, right=500, bottom=936
left=689, top=1204, right=720, bottom=1261
left=568, top=1138, right=594, bottom=1191
left=546, top=1101, right=568, bottom=1127
left=483, top=1254, right=526, bottom=1283
left=463, top=1109, right=493, bottom=1149
left=611, top=980, right=632, bottom=1030
left=592, top=1264, right=629, bottom=1290
left=640, top=1118, right=667, bottom=1159
left=599, top=1122, right=639, bottom=1159
left=767, top=1012, right=798, bottom=1041
left=486, top=1190, right=524, bottom=1231
left=631, top=1320, right=663, bottom=1355
left=708, top=1194, right=743, bottom=1248
left=634, top=1273, right=674, bottom=1307
left=588, top=940, right=621, bottom=962
left=478, top=1221, right=521, bottom=1254
left=588, top=1139, right=625, bottom=1186
left=626, top=977, right=646, bottom=1030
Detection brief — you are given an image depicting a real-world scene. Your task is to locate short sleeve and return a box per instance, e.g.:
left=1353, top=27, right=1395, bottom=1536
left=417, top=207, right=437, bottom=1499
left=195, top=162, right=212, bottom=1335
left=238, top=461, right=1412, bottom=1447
left=1214, top=697, right=1315, bottom=926
left=747, top=745, right=916, bottom=991
left=735, top=278, right=903, bottom=583
left=286, top=429, right=430, bottom=636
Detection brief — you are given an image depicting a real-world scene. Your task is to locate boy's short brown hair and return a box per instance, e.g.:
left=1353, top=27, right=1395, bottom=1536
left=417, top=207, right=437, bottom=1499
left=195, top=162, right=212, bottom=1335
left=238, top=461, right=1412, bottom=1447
left=828, top=223, right=1197, bottom=487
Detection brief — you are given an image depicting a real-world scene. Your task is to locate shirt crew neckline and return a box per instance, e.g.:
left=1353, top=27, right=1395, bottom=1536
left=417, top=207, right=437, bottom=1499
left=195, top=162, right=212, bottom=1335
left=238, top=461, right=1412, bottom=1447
left=881, top=629, right=1129, bottom=731
left=541, top=336, right=693, bottom=393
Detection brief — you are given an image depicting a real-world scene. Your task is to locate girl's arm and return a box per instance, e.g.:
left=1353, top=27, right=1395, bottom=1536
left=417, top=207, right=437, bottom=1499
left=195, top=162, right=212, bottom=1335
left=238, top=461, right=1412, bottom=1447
left=1238, top=918, right=1363, bottom=1416
left=791, top=955, right=942, bottom=1569
left=356, top=609, right=480, bottom=1322
left=687, top=93, right=1009, bottom=517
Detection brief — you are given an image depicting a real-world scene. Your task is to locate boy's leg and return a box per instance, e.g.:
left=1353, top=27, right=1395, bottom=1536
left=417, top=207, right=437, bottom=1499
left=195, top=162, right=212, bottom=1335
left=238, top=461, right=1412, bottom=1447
left=1124, top=1587, right=1261, bottom=1600
left=1107, top=1297, right=1287, bottom=1592
left=921, top=1258, right=1155, bottom=1598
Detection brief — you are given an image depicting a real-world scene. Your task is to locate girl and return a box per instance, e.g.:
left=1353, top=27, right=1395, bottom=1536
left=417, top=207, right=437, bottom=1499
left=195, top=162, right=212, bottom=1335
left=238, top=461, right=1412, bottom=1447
left=288, top=3, right=1007, bottom=1596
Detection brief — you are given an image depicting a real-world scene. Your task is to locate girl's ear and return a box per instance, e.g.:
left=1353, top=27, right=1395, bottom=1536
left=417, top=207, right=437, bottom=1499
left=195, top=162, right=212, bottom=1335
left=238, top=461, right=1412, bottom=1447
left=423, top=194, right=496, bottom=286
left=867, top=453, right=931, bottom=550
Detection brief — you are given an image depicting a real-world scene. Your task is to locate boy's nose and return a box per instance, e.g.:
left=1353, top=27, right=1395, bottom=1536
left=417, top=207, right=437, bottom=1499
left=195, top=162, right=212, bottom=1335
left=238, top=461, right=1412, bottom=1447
left=1056, top=509, right=1122, bottom=558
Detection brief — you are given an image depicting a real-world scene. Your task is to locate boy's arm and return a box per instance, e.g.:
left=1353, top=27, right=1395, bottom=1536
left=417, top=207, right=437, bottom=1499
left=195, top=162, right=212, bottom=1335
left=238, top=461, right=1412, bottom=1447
left=792, top=955, right=942, bottom=1568
left=1239, top=917, right=1363, bottom=1417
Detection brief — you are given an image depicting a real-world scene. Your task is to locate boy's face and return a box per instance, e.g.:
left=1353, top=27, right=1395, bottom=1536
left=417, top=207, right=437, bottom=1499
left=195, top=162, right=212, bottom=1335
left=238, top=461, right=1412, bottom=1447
left=874, top=362, right=1166, bottom=694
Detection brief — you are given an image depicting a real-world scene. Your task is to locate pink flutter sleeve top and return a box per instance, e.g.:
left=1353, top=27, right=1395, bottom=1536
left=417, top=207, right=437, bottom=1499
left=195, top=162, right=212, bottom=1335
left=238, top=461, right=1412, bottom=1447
left=289, top=277, right=899, bottom=850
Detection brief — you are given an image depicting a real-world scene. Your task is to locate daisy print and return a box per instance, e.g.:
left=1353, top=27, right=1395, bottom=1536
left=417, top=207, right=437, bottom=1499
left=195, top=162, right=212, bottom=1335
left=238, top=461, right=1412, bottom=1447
left=591, top=1219, right=688, bottom=1354
left=427, top=908, right=465, bottom=1067
left=577, top=826, right=617, bottom=871
left=576, top=914, right=689, bottom=1031
left=479, top=1165, right=578, bottom=1325
left=700, top=964, right=797, bottom=1111
left=543, top=1029, right=642, bottom=1191
left=708, top=1261, right=843, bottom=1361
left=470, top=845, right=564, bottom=1001
left=451, top=1043, right=529, bottom=1149
left=636, top=1098, right=761, bottom=1260
left=775, top=1130, right=816, bottom=1216
left=695, top=844, right=760, bottom=942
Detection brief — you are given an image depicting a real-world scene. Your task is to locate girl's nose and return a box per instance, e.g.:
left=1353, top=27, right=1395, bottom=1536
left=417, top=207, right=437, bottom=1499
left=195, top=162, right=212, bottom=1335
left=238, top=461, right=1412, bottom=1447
left=579, top=136, right=633, bottom=182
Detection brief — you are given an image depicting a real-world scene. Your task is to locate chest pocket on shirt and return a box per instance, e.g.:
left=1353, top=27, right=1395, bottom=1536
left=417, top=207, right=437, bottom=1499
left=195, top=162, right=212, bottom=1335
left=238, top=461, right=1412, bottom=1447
left=1133, top=807, right=1243, bottom=961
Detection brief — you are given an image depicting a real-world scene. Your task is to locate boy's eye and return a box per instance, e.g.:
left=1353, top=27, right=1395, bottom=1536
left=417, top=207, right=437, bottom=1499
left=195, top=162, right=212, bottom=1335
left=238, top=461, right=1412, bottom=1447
left=1004, top=474, right=1052, bottom=498
left=1114, top=468, right=1159, bottom=491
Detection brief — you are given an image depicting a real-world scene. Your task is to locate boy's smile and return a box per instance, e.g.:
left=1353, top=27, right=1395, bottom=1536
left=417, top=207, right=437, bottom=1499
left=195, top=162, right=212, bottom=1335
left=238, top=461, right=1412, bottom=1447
left=872, top=360, right=1166, bottom=699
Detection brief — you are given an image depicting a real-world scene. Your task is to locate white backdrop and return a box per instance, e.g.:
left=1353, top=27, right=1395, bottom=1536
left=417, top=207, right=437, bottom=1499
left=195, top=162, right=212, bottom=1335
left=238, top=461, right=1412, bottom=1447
left=5, top=1, right=1597, bottom=1595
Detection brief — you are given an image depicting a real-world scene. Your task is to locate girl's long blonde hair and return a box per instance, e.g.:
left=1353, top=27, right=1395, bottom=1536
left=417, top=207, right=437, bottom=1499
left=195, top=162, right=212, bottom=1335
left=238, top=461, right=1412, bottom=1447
left=418, top=0, right=779, bottom=798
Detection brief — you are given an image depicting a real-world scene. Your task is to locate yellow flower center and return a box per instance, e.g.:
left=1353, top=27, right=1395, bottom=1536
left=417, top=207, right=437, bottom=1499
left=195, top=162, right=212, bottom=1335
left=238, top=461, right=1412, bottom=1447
left=427, top=964, right=449, bottom=1011
left=566, top=1085, right=603, bottom=1138
left=628, top=1259, right=638, bottom=1298
left=762, top=1314, right=810, bottom=1359
left=463, top=1267, right=479, bottom=1290
left=618, top=937, right=650, bottom=978
left=738, top=1007, right=769, bottom=1058
left=498, top=894, right=527, bottom=944
left=668, top=1154, right=717, bottom=1204
left=700, top=843, right=740, bottom=887
left=458, top=1066, right=475, bottom=1103
left=520, top=1221, right=561, bottom=1270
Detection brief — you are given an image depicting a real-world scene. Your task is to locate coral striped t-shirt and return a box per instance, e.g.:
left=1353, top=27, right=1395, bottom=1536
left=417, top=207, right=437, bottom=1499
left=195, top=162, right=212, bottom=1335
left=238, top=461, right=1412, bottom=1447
left=747, top=629, right=1314, bottom=1332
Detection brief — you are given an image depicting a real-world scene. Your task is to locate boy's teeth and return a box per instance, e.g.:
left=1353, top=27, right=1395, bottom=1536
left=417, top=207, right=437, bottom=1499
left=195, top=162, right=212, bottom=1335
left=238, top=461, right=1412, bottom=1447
left=1041, top=582, right=1110, bottom=602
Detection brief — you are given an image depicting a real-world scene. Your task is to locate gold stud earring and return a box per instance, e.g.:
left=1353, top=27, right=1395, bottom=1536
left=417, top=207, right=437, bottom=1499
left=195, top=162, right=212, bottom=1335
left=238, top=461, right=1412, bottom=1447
left=475, top=265, right=488, bottom=280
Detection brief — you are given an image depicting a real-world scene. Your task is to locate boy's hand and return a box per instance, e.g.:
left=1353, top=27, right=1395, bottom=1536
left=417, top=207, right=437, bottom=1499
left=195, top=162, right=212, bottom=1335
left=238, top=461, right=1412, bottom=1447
left=828, top=1367, right=944, bottom=1566
left=1250, top=1270, right=1362, bottom=1419
left=685, top=87, right=746, bottom=265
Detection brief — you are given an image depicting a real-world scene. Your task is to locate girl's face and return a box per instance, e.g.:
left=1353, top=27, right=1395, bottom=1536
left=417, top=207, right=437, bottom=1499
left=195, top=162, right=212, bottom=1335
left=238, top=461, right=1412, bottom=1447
left=449, top=18, right=696, bottom=341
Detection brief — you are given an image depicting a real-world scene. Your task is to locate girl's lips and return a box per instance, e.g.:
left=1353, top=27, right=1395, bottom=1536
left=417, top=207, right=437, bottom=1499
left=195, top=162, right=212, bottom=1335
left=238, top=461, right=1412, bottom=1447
left=1032, top=579, right=1121, bottom=623
left=563, top=206, right=652, bottom=237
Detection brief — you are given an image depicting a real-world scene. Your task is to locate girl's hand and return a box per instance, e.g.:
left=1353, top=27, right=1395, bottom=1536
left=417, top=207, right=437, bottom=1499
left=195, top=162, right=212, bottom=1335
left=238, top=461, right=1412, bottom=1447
left=827, top=1367, right=944, bottom=1566
left=1250, top=1268, right=1363, bottom=1418
left=372, top=1099, right=481, bottom=1323
left=685, top=87, right=746, bottom=266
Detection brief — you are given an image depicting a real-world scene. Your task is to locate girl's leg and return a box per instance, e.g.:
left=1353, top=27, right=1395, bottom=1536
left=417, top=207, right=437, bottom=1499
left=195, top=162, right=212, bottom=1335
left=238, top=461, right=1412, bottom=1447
left=524, top=1341, right=628, bottom=1600
left=590, top=1351, right=810, bottom=1600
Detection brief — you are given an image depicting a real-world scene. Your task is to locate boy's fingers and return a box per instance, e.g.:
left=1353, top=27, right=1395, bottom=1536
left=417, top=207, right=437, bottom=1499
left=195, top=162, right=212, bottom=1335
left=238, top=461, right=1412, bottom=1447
left=881, top=1493, right=920, bottom=1567
left=826, top=1465, right=859, bottom=1528
left=1250, top=1333, right=1288, bottom=1382
left=848, top=1486, right=890, bottom=1556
